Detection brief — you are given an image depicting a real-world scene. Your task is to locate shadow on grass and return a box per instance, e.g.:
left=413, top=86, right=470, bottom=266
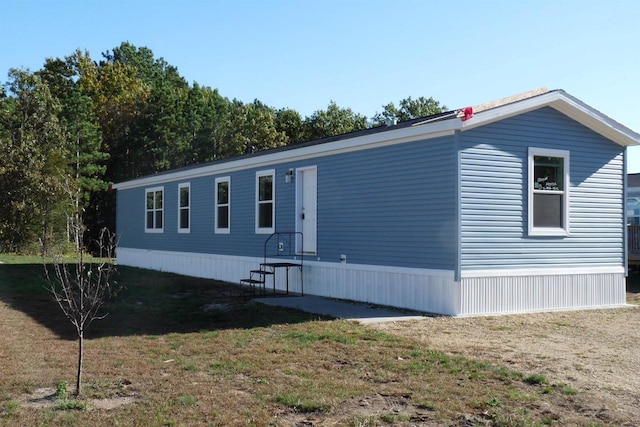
left=626, top=271, right=640, bottom=305
left=628, top=270, right=640, bottom=293
left=0, top=263, right=327, bottom=340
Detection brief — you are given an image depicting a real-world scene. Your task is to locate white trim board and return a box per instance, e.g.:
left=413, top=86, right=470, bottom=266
left=112, top=127, right=456, bottom=190
left=461, top=266, right=625, bottom=278
left=461, top=90, right=640, bottom=147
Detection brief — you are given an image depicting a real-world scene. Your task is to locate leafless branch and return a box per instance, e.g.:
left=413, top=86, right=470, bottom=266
left=43, top=171, right=121, bottom=396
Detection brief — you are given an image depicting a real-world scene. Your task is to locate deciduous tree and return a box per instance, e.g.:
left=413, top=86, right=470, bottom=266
left=302, top=101, right=368, bottom=141
left=372, top=96, right=446, bottom=126
left=0, top=69, right=67, bottom=253
left=274, top=108, right=304, bottom=144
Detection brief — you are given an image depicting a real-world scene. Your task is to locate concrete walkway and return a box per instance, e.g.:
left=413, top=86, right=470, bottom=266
left=255, top=295, right=425, bottom=324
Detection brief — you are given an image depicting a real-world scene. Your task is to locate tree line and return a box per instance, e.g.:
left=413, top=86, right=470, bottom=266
left=0, top=42, right=446, bottom=253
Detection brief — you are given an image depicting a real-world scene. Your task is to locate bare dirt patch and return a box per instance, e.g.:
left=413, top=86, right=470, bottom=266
left=15, top=387, right=137, bottom=411
left=374, top=305, right=640, bottom=422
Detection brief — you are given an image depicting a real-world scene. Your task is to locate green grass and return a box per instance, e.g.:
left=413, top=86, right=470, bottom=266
left=54, top=400, right=87, bottom=411
left=0, top=254, right=49, bottom=264
left=54, top=381, right=69, bottom=399
left=176, top=395, right=197, bottom=406
left=558, top=383, right=578, bottom=395
left=274, top=394, right=331, bottom=413
left=2, top=400, right=19, bottom=416
left=379, top=413, right=410, bottom=423
left=524, top=374, right=547, bottom=385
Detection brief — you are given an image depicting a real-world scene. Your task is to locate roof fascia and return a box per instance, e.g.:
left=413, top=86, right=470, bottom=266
left=549, top=92, right=639, bottom=147
left=113, top=118, right=459, bottom=190
left=461, top=90, right=640, bottom=147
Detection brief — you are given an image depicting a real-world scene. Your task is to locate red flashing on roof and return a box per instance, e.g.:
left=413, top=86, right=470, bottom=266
left=455, top=107, right=473, bottom=121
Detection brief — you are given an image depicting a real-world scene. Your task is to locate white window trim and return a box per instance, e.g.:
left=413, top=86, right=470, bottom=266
left=528, top=147, right=570, bottom=237
left=177, top=182, right=191, bottom=234
left=145, top=186, right=164, bottom=233
left=255, top=169, right=275, bottom=234
left=215, top=176, right=231, bottom=234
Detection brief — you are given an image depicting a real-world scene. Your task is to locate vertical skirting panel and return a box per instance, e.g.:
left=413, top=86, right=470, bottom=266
left=117, top=247, right=261, bottom=285
left=116, top=248, right=460, bottom=314
left=299, top=261, right=459, bottom=315
left=460, top=273, right=626, bottom=316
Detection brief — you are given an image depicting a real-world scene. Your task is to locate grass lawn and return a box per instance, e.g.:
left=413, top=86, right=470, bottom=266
left=0, top=255, right=636, bottom=426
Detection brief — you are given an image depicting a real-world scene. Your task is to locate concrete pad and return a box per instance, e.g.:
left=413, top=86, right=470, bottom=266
left=255, top=295, right=425, bottom=324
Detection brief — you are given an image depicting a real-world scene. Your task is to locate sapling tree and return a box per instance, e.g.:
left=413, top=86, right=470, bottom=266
left=44, top=176, right=120, bottom=397
left=46, top=226, right=119, bottom=396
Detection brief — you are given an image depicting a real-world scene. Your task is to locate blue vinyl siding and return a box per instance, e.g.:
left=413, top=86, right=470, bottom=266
left=315, top=136, right=457, bottom=269
left=118, top=169, right=292, bottom=257
left=116, top=107, right=626, bottom=273
left=459, top=107, right=624, bottom=270
left=116, top=134, right=458, bottom=270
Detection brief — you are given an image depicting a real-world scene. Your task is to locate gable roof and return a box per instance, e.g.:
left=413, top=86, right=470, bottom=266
left=113, top=89, right=640, bottom=190
left=463, top=89, right=640, bottom=148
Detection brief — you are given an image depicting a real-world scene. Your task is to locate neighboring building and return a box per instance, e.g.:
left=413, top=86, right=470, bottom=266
left=627, top=173, right=640, bottom=225
left=627, top=173, right=640, bottom=266
left=112, top=89, right=640, bottom=316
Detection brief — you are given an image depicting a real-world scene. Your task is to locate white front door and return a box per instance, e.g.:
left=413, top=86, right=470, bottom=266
left=296, top=167, right=317, bottom=254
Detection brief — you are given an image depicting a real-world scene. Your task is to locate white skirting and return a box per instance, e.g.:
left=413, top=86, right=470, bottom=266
left=116, top=248, right=627, bottom=316
left=116, top=247, right=459, bottom=315
left=459, top=270, right=627, bottom=316
left=116, top=248, right=262, bottom=284
left=302, top=260, right=458, bottom=315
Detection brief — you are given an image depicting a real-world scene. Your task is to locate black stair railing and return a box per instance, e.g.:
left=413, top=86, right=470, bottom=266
left=241, top=232, right=303, bottom=296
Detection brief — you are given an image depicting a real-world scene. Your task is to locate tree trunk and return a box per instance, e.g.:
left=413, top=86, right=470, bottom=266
left=76, top=329, right=83, bottom=396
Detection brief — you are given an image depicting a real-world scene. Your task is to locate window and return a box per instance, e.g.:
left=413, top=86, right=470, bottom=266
left=528, top=148, right=570, bottom=236
left=145, top=186, right=164, bottom=233
left=178, top=183, right=190, bottom=233
left=256, top=170, right=275, bottom=234
left=628, top=197, right=640, bottom=226
left=215, top=177, right=230, bottom=234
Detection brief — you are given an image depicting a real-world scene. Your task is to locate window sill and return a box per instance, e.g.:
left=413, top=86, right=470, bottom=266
left=528, top=227, right=569, bottom=237
left=256, top=228, right=275, bottom=235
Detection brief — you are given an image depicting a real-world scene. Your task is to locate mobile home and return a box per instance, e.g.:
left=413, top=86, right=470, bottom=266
left=113, top=89, right=639, bottom=315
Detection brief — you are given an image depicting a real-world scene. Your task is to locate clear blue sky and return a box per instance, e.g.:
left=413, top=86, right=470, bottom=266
left=2, top=0, right=640, bottom=170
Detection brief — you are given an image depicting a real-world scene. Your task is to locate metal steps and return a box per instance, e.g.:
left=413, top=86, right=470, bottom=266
left=240, top=231, right=304, bottom=297
left=240, top=268, right=274, bottom=296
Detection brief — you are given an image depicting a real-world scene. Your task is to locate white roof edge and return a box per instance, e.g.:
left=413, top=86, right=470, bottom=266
left=112, top=118, right=460, bottom=190
left=462, top=89, right=640, bottom=147
left=550, top=90, right=640, bottom=146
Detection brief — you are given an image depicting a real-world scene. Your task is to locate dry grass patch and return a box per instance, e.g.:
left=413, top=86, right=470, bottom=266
left=1, top=258, right=639, bottom=426
left=375, top=274, right=640, bottom=426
